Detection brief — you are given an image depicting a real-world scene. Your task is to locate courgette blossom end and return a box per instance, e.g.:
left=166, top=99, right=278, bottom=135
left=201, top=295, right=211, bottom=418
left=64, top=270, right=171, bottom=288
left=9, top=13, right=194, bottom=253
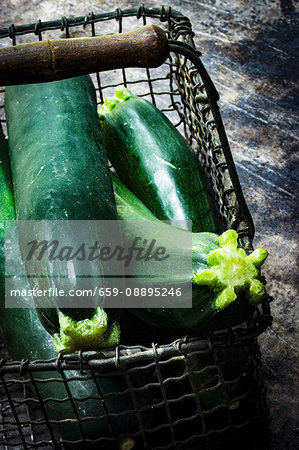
left=98, top=97, right=119, bottom=118
left=53, top=309, right=120, bottom=354
left=193, top=230, right=268, bottom=310
left=98, top=86, right=133, bottom=119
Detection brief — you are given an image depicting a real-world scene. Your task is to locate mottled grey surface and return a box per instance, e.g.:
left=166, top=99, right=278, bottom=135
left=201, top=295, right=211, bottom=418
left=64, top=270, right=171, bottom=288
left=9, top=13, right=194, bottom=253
left=0, top=1, right=298, bottom=449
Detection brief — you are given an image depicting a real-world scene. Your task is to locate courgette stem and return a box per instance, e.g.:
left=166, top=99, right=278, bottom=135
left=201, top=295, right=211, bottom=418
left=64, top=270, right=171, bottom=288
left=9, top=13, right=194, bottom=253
left=98, top=87, right=132, bottom=117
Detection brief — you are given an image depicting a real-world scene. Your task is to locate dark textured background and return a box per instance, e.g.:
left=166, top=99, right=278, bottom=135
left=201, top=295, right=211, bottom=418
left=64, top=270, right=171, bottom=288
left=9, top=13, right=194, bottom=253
left=0, top=1, right=298, bottom=449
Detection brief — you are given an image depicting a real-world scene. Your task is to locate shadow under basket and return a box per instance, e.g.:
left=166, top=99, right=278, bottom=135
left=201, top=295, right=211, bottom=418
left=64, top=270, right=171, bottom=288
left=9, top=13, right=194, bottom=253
left=0, top=5, right=272, bottom=449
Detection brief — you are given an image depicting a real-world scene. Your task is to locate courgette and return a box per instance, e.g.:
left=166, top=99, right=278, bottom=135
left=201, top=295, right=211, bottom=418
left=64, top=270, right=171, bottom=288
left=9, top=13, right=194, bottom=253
left=4, top=76, right=121, bottom=354
left=112, top=174, right=268, bottom=331
left=99, top=87, right=223, bottom=234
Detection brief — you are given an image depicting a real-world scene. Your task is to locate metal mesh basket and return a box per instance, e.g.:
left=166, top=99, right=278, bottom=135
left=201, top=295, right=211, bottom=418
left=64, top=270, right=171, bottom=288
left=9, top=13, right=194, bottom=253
left=0, top=5, right=272, bottom=449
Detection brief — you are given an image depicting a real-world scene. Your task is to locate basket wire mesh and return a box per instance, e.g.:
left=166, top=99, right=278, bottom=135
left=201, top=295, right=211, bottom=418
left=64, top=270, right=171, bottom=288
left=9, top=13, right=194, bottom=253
left=0, top=5, right=272, bottom=449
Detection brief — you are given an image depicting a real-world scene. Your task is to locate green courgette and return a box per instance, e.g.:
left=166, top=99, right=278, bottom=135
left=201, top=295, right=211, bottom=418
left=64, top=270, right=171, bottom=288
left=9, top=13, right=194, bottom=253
left=99, top=87, right=223, bottom=234
left=4, top=76, right=121, bottom=354
left=112, top=174, right=268, bottom=331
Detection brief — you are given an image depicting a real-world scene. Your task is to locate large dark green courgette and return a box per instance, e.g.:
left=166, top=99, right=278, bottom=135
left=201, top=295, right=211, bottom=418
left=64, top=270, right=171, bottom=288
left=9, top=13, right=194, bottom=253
left=4, top=76, right=121, bottom=354
left=99, top=87, right=223, bottom=234
left=112, top=174, right=268, bottom=331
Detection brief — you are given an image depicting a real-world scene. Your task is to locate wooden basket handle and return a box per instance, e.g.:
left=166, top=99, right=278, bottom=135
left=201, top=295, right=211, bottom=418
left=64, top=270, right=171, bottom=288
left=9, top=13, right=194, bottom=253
left=0, top=25, right=169, bottom=86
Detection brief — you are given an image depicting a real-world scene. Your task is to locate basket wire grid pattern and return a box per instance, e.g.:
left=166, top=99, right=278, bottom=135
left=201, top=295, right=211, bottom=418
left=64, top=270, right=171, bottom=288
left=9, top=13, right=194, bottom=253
left=0, top=5, right=272, bottom=449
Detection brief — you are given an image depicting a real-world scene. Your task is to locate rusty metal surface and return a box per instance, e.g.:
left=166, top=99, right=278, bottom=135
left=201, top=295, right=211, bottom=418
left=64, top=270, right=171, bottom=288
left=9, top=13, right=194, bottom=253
left=0, top=1, right=298, bottom=449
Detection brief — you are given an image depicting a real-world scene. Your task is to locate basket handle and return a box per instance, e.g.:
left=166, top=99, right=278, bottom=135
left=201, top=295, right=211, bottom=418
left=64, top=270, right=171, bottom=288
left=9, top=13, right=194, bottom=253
left=0, top=25, right=169, bottom=85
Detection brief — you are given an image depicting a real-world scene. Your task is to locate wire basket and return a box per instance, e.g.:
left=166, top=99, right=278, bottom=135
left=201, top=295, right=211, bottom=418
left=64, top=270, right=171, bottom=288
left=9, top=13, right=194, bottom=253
left=0, top=5, right=273, bottom=449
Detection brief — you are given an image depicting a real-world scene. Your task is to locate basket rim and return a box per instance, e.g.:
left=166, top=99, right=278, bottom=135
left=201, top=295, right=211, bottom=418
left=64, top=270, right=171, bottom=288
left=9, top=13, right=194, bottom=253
left=0, top=6, right=190, bottom=39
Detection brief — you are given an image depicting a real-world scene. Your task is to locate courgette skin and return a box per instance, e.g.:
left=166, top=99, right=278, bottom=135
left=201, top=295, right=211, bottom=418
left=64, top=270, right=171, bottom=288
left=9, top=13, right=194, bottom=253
left=112, top=174, right=268, bottom=331
left=0, top=130, right=152, bottom=446
left=99, top=88, right=223, bottom=234
left=0, top=126, right=15, bottom=280
left=4, top=76, right=121, bottom=353
left=0, top=130, right=14, bottom=217
left=6, top=76, right=116, bottom=222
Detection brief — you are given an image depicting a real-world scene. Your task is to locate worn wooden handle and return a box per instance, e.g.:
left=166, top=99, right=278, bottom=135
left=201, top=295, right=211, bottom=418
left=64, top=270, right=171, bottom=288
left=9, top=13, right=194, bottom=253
left=0, top=25, right=169, bottom=86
